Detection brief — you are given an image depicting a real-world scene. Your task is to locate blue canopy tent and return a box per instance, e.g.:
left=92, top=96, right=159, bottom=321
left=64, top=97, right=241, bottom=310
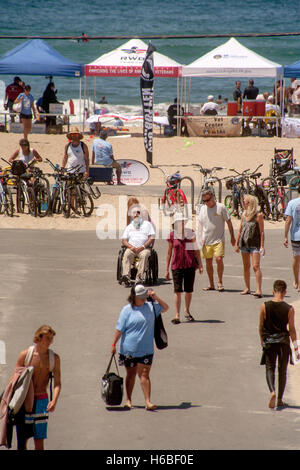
left=0, top=39, right=83, bottom=77
left=284, top=60, right=300, bottom=78
left=0, top=39, right=84, bottom=125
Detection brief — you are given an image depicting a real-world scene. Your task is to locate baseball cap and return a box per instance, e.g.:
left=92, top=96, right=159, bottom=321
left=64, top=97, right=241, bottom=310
left=207, top=95, right=214, bottom=101
left=134, top=284, right=148, bottom=299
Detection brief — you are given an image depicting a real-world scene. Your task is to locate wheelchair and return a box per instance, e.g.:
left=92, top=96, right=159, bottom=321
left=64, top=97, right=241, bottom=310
left=117, top=245, right=158, bottom=286
left=269, top=148, right=300, bottom=185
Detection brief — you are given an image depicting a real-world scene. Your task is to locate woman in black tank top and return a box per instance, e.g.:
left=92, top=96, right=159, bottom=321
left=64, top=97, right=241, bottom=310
left=259, top=280, right=299, bottom=409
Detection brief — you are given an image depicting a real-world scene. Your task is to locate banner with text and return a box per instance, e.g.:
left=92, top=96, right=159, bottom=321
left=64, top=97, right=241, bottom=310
left=186, top=116, right=242, bottom=137
left=140, top=42, right=156, bottom=165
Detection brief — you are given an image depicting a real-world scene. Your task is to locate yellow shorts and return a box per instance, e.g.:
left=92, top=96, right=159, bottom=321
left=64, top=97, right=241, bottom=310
left=201, top=242, right=225, bottom=259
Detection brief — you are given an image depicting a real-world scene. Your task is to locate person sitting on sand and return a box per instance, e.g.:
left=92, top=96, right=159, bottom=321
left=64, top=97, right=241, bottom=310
left=91, top=129, right=123, bottom=185
left=9, top=138, right=43, bottom=166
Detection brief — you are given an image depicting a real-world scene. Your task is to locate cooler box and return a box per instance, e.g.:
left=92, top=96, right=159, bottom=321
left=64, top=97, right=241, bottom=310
left=227, top=101, right=238, bottom=116
left=256, top=100, right=266, bottom=116
left=89, top=165, right=113, bottom=182
left=243, top=100, right=256, bottom=116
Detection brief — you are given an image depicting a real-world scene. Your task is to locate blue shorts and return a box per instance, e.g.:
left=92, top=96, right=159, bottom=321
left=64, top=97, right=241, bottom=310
left=119, top=354, right=153, bottom=368
left=30, top=394, right=49, bottom=440
left=240, top=247, right=260, bottom=254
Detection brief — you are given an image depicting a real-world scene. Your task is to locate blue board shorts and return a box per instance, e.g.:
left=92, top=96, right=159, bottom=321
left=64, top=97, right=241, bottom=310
left=25, top=394, right=49, bottom=439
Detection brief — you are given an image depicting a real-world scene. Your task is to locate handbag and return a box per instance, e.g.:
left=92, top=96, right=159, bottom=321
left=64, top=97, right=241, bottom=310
left=12, top=102, right=22, bottom=113
left=101, top=354, right=123, bottom=406
left=150, top=300, right=168, bottom=350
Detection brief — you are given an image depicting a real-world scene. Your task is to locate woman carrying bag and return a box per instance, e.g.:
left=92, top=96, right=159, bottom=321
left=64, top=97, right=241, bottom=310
left=234, top=194, right=265, bottom=297
left=111, top=284, right=168, bottom=411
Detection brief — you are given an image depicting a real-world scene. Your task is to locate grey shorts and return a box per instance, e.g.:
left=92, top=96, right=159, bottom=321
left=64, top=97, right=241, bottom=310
left=292, top=240, right=300, bottom=257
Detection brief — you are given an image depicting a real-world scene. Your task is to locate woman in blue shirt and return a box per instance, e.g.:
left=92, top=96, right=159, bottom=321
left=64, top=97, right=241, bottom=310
left=14, top=85, right=38, bottom=140
left=111, top=284, right=169, bottom=410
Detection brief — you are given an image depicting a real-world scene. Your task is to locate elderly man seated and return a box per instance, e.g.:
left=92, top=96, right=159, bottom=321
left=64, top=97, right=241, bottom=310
left=265, top=96, right=281, bottom=134
left=200, top=95, right=219, bottom=115
left=91, top=129, right=123, bottom=185
left=121, top=206, right=156, bottom=286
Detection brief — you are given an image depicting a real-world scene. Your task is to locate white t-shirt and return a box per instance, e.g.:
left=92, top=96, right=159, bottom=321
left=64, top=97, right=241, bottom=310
left=67, top=142, right=86, bottom=173
left=122, top=220, right=155, bottom=248
left=198, top=202, right=230, bottom=245
left=266, top=103, right=280, bottom=114
left=200, top=102, right=219, bottom=115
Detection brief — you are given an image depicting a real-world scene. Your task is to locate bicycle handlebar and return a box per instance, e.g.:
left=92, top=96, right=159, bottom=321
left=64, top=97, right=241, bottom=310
left=229, top=165, right=263, bottom=177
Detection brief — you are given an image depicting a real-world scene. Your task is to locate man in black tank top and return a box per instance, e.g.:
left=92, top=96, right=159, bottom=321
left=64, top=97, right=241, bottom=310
left=259, top=280, right=299, bottom=409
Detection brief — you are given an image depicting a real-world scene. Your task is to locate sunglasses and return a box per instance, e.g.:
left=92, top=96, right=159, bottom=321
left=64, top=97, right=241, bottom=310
left=203, top=196, right=212, bottom=203
left=132, top=211, right=141, bottom=216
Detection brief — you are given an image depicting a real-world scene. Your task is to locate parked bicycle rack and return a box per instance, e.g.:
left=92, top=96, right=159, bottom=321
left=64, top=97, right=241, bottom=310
left=179, top=176, right=196, bottom=214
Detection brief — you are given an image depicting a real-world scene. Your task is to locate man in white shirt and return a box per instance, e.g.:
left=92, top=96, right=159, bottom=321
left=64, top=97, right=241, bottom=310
left=121, top=207, right=155, bottom=284
left=200, top=95, right=219, bottom=115
left=265, top=96, right=280, bottom=114
left=198, top=189, right=235, bottom=291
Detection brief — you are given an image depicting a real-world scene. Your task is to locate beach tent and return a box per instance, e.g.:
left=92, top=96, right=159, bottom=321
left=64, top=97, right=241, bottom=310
left=0, top=39, right=83, bottom=77
left=284, top=60, right=300, bottom=78
left=85, top=39, right=182, bottom=77
left=182, top=37, right=282, bottom=78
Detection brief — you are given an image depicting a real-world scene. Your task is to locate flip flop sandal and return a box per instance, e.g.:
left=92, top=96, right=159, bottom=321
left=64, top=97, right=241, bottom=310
left=217, top=284, right=225, bottom=292
left=171, top=318, right=180, bottom=324
left=253, top=293, right=262, bottom=298
left=184, top=314, right=195, bottom=322
left=203, top=286, right=215, bottom=291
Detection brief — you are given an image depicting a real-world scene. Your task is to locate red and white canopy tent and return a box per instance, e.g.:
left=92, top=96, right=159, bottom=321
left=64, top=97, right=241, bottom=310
left=85, top=39, right=182, bottom=78
left=81, top=39, right=182, bottom=127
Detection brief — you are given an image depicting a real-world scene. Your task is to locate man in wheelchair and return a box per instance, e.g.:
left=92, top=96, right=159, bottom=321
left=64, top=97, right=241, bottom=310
left=120, top=207, right=156, bottom=286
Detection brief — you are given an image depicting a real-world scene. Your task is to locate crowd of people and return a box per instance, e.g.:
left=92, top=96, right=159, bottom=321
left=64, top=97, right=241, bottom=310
left=115, top=186, right=300, bottom=415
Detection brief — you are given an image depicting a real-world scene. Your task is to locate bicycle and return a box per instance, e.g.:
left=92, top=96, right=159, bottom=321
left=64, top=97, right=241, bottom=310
left=1, top=158, right=36, bottom=216
left=224, top=174, right=248, bottom=218
left=0, top=167, right=14, bottom=217
left=152, top=165, right=188, bottom=217
left=192, top=164, right=225, bottom=213
left=46, top=159, right=94, bottom=218
left=29, top=165, right=51, bottom=217
left=225, top=165, right=270, bottom=219
left=261, top=174, right=289, bottom=221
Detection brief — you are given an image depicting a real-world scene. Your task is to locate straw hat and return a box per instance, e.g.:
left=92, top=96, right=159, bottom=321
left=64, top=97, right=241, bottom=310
left=66, top=126, right=83, bottom=140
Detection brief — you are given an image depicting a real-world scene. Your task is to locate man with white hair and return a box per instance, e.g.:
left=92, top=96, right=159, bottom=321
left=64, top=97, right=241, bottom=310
left=265, top=96, right=280, bottom=114
left=200, top=95, right=219, bottom=115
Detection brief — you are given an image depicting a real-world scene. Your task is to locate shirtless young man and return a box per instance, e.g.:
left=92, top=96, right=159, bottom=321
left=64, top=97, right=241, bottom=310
left=16, top=325, right=61, bottom=450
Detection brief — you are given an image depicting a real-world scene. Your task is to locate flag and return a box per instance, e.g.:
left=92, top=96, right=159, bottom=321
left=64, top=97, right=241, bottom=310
left=140, top=42, right=156, bottom=165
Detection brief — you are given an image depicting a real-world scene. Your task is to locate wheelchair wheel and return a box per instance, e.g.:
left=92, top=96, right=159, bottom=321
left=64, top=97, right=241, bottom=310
left=117, top=249, right=124, bottom=282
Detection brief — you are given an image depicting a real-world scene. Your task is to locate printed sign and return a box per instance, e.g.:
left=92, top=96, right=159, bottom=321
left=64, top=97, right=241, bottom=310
left=112, top=159, right=150, bottom=185
left=186, top=116, right=242, bottom=137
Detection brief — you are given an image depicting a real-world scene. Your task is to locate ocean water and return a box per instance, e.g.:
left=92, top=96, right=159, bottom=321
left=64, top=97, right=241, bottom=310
left=0, top=0, right=299, bottom=111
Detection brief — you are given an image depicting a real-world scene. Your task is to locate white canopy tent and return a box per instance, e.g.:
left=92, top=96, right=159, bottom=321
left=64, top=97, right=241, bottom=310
left=182, top=37, right=282, bottom=78
left=83, top=39, right=182, bottom=128
left=180, top=38, right=283, bottom=136
left=85, top=39, right=182, bottom=78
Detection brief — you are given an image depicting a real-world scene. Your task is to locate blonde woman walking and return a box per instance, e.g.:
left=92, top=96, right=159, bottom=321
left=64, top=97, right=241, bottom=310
left=235, top=195, right=265, bottom=297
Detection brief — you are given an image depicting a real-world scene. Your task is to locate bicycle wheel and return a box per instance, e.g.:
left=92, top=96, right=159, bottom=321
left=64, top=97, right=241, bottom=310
left=63, top=187, right=72, bottom=218
left=254, top=186, right=271, bottom=219
left=0, top=186, right=4, bottom=214
left=26, top=187, right=36, bottom=216
left=277, top=191, right=289, bottom=220
left=35, top=182, right=51, bottom=217
left=289, top=175, right=300, bottom=191
left=16, top=185, right=25, bottom=213
left=4, top=186, right=14, bottom=217
left=79, top=188, right=94, bottom=217
left=162, top=190, right=176, bottom=216
left=51, top=187, right=62, bottom=214
left=267, top=188, right=279, bottom=221
left=224, top=195, right=234, bottom=215
left=261, top=176, right=277, bottom=192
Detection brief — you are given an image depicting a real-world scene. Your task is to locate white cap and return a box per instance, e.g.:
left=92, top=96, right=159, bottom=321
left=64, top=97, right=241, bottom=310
left=172, top=211, right=189, bottom=226
left=207, top=95, right=214, bottom=101
left=267, top=95, right=274, bottom=101
left=134, top=284, right=148, bottom=299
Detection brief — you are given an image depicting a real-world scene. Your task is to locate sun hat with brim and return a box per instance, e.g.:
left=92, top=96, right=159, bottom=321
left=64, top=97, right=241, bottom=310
left=172, top=212, right=189, bottom=226
left=66, top=126, right=83, bottom=140
left=134, top=284, right=148, bottom=299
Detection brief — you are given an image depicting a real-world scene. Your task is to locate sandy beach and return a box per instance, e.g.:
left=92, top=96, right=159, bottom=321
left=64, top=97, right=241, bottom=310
left=0, top=129, right=298, bottom=231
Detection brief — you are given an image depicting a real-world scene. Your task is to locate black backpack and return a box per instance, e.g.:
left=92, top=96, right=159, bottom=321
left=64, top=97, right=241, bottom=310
left=101, top=354, right=123, bottom=406
left=11, top=160, right=27, bottom=176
